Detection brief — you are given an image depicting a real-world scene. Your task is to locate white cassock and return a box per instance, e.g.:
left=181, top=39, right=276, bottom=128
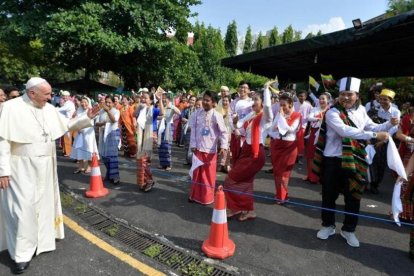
left=0, top=93, right=92, bottom=262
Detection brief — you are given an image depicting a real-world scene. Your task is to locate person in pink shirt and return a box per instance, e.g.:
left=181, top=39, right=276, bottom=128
left=188, top=91, right=228, bottom=205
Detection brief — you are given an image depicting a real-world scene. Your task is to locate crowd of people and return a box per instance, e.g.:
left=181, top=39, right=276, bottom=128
left=0, top=76, right=414, bottom=274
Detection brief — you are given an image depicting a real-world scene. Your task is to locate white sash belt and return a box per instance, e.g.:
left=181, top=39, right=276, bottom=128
left=11, top=142, right=54, bottom=157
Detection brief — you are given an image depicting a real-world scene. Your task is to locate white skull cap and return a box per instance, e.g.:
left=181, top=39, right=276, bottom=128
left=26, top=77, right=47, bottom=90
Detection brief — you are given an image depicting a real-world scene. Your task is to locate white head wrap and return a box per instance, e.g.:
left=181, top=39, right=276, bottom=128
left=339, top=77, right=361, bottom=93
left=60, top=90, right=71, bottom=96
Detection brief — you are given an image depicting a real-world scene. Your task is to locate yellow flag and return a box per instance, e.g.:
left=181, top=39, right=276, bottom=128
left=309, top=76, right=320, bottom=91
left=320, top=73, right=334, bottom=81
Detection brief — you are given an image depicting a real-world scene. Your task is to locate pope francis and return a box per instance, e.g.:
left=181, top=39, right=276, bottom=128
left=0, top=77, right=99, bottom=274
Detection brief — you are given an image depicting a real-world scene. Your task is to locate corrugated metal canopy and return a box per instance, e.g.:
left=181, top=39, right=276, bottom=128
left=221, top=10, right=414, bottom=82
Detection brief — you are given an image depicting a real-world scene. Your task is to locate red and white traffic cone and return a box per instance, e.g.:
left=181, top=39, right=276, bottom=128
left=202, top=186, right=236, bottom=259
left=85, top=153, right=109, bottom=198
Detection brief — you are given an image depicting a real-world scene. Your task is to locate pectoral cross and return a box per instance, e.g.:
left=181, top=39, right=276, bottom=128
left=42, top=130, right=49, bottom=142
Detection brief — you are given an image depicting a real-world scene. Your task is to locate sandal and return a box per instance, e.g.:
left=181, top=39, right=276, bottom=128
left=73, top=169, right=85, bottom=174
left=226, top=210, right=241, bottom=218
left=143, top=181, right=155, bottom=192
left=275, top=198, right=289, bottom=205
left=238, top=211, right=256, bottom=222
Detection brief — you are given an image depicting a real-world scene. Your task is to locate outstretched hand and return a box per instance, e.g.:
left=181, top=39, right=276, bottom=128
left=87, top=104, right=101, bottom=119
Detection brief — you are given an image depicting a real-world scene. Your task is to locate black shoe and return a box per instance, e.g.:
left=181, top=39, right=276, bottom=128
left=265, top=168, right=273, bottom=174
left=13, top=261, right=30, bottom=274
left=370, top=187, right=379, bottom=194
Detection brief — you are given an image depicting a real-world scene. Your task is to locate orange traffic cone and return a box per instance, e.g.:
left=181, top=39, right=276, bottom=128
left=202, top=186, right=235, bottom=259
left=85, top=153, right=109, bottom=198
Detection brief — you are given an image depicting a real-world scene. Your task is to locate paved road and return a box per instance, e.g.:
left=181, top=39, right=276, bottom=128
left=56, top=145, right=413, bottom=275
left=0, top=211, right=162, bottom=275
left=1, top=145, right=412, bottom=275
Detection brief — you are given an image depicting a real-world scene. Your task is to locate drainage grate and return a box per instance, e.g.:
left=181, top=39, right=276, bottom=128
left=60, top=186, right=238, bottom=276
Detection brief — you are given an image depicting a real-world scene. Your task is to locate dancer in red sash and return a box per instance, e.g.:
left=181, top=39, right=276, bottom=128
left=224, top=86, right=273, bottom=221
left=268, top=93, right=302, bottom=204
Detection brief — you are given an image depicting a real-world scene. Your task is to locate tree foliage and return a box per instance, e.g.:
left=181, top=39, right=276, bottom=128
left=305, top=32, right=315, bottom=39
left=0, top=1, right=270, bottom=92
left=224, top=20, right=238, bottom=56
left=0, top=0, right=201, bottom=88
left=243, top=25, right=253, bottom=53
left=255, top=32, right=265, bottom=51
left=282, top=25, right=294, bottom=44
left=293, top=30, right=302, bottom=41
left=268, top=27, right=280, bottom=46
left=387, top=0, right=414, bottom=16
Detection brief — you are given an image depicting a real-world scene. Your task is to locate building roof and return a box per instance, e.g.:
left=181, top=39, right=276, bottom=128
left=221, top=10, right=414, bottom=82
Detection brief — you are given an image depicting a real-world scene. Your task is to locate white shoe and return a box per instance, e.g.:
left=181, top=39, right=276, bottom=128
left=317, top=226, right=335, bottom=240
left=340, top=230, right=360, bottom=247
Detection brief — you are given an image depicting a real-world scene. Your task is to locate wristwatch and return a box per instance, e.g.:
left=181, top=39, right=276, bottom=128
left=372, top=132, right=377, bottom=139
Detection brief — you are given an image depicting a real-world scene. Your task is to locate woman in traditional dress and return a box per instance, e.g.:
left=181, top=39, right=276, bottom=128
left=396, top=107, right=414, bottom=221
left=224, top=86, right=273, bottom=220
left=175, top=95, right=189, bottom=146
left=181, top=96, right=197, bottom=164
left=217, top=95, right=232, bottom=173
left=119, top=96, right=137, bottom=158
left=397, top=148, right=414, bottom=262
left=135, top=91, right=164, bottom=191
left=96, top=96, right=121, bottom=184
left=268, top=93, right=302, bottom=204
left=303, top=92, right=330, bottom=184
left=71, top=97, right=99, bottom=173
left=158, top=94, right=181, bottom=171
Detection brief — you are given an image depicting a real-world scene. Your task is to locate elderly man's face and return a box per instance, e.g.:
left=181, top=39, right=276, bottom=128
left=0, top=89, right=6, bottom=103
left=30, top=83, right=52, bottom=108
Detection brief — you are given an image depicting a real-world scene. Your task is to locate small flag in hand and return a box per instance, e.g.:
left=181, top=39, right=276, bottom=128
left=309, top=76, right=320, bottom=91
left=320, top=73, right=336, bottom=88
left=268, top=78, right=280, bottom=94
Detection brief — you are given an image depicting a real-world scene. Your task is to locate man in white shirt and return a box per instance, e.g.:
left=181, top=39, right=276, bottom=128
left=57, top=90, right=76, bottom=156
left=367, top=89, right=400, bottom=194
left=229, top=81, right=253, bottom=166
left=315, top=77, right=398, bottom=248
